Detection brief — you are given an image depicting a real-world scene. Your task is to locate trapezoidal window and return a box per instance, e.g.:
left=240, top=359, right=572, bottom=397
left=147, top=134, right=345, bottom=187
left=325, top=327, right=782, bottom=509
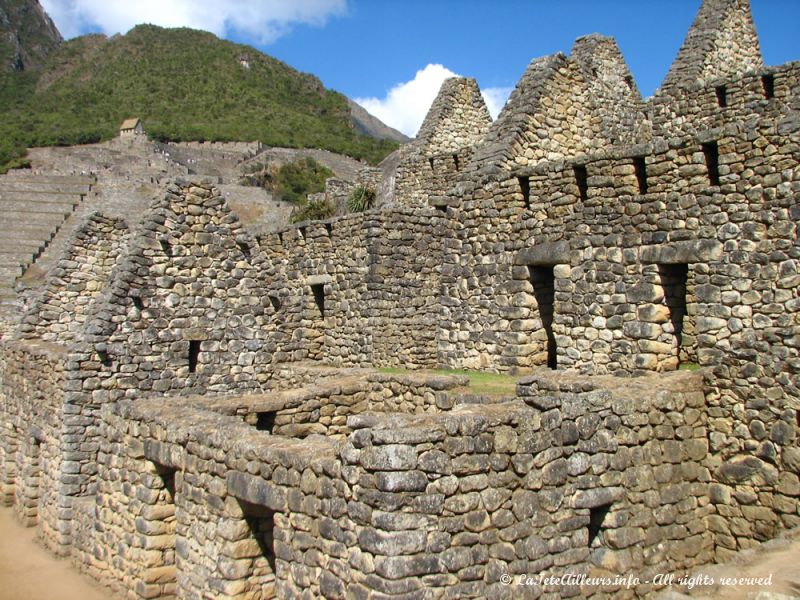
left=658, top=263, right=689, bottom=366
left=715, top=85, right=728, bottom=108
left=428, top=157, right=435, bottom=171
left=573, top=165, right=589, bottom=201
left=702, top=142, right=720, bottom=186
left=588, top=503, right=612, bottom=547
left=761, top=74, right=775, bottom=99
left=633, top=156, right=648, bottom=194
left=529, top=266, right=557, bottom=370
left=311, top=284, right=325, bottom=318
left=453, top=154, right=460, bottom=171
left=256, top=411, right=276, bottom=433
left=188, top=340, right=201, bottom=373
left=268, top=295, right=281, bottom=312
left=518, top=176, right=530, bottom=208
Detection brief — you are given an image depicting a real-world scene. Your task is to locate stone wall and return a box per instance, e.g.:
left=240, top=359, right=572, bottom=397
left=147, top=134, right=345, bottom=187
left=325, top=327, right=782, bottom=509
left=258, top=203, right=448, bottom=369
left=78, top=371, right=467, bottom=599
left=0, top=340, right=68, bottom=553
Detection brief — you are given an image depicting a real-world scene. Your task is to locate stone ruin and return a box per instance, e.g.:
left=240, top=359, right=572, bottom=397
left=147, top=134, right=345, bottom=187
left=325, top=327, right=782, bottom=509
left=0, top=0, right=798, bottom=597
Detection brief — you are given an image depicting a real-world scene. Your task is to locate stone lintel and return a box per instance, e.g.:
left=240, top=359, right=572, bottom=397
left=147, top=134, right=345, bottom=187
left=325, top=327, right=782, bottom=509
left=640, top=240, right=723, bottom=264
left=143, top=439, right=185, bottom=470
left=307, top=274, right=332, bottom=286
left=515, top=241, right=571, bottom=266
left=226, top=471, right=287, bottom=511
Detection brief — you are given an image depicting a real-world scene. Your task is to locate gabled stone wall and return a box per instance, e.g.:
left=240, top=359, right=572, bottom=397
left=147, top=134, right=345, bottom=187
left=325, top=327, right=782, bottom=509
left=18, top=213, right=130, bottom=344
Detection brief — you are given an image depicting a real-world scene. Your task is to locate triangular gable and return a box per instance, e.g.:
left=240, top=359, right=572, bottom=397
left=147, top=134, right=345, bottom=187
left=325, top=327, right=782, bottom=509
left=18, top=213, right=130, bottom=344
left=412, top=77, right=492, bottom=157
left=659, top=0, right=763, bottom=94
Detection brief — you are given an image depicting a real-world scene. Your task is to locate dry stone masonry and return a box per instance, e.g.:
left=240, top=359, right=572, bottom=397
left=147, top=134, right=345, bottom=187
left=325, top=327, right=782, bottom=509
left=0, top=0, right=797, bottom=598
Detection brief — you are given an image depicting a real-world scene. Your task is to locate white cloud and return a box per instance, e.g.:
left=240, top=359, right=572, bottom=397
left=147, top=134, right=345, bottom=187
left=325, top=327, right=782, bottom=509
left=356, top=64, right=458, bottom=138
left=40, top=0, right=347, bottom=43
left=482, top=86, right=513, bottom=120
left=356, top=64, right=513, bottom=138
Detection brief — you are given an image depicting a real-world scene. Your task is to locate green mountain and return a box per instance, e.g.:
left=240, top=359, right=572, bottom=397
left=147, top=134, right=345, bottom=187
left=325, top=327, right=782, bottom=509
left=0, top=17, right=400, bottom=170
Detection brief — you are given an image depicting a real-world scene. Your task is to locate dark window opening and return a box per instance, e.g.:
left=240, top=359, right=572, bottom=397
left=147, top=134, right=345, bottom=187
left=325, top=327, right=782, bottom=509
left=237, top=241, right=251, bottom=257
left=428, top=157, right=435, bottom=171
left=453, top=154, right=460, bottom=171
left=633, top=156, right=648, bottom=194
left=658, top=263, right=689, bottom=365
left=573, top=165, right=589, bottom=201
left=188, top=340, right=201, bottom=374
left=98, top=349, right=112, bottom=368
left=324, top=223, right=332, bottom=236
left=588, top=503, right=612, bottom=546
left=159, top=239, right=172, bottom=257
left=132, top=296, right=144, bottom=311
left=624, top=75, right=634, bottom=91
left=641, top=111, right=650, bottom=122
left=518, top=176, right=530, bottom=208
left=311, top=284, right=325, bottom=318
left=299, top=227, right=306, bottom=240
left=256, top=411, right=276, bottom=433
left=529, top=266, right=557, bottom=370
left=278, top=231, right=284, bottom=245
left=761, top=74, right=775, bottom=99
left=239, top=500, right=277, bottom=578
left=268, top=295, right=281, bottom=312
left=435, top=204, right=447, bottom=213
left=157, top=466, right=177, bottom=502
left=702, top=142, right=720, bottom=186
left=715, top=85, right=728, bottom=107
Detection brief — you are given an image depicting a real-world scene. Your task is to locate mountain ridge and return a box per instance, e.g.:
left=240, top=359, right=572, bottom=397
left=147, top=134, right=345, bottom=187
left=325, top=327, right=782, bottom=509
left=0, top=0, right=61, bottom=71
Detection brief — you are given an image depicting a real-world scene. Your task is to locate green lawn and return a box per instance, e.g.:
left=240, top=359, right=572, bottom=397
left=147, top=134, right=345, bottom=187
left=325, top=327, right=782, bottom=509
left=379, top=367, right=520, bottom=397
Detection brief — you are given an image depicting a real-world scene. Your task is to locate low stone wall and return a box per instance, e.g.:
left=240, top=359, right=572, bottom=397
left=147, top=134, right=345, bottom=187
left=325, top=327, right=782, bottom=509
left=341, top=370, right=711, bottom=599
left=84, top=370, right=467, bottom=599
left=70, top=369, right=720, bottom=599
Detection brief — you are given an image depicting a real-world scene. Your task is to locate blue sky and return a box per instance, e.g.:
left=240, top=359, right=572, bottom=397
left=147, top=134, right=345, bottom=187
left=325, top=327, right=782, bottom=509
left=41, top=0, right=800, bottom=136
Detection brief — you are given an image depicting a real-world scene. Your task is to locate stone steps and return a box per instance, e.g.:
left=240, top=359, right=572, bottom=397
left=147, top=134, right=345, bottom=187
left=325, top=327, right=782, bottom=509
left=0, top=173, right=90, bottom=322
left=0, top=190, right=87, bottom=201
left=0, top=201, right=77, bottom=214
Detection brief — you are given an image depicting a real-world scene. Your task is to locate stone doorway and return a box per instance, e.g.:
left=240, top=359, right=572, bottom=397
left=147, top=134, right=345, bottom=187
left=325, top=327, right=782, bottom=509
left=658, top=263, right=689, bottom=365
left=238, top=499, right=277, bottom=599
left=529, top=265, right=557, bottom=369
left=15, top=436, right=41, bottom=527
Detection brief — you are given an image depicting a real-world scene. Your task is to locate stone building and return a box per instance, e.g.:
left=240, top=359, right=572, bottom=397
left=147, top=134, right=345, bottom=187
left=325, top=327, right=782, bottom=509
left=0, top=0, right=797, bottom=598
left=120, top=117, right=145, bottom=138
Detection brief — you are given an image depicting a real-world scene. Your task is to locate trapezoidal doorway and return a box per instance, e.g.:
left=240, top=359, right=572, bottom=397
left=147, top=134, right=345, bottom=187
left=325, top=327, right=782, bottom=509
left=529, top=265, right=557, bottom=369
left=658, top=263, right=689, bottom=366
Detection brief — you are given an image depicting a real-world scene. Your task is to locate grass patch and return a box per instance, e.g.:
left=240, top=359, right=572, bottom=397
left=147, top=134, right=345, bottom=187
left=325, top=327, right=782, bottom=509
left=379, top=367, right=520, bottom=397
left=678, top=362, right=702, bottom=371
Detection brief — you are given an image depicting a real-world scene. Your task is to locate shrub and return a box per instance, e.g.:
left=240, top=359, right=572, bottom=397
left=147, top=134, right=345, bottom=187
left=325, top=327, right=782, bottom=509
left=274, top=157, right=333, bottom=204
left=347, top=184, right=377, bottom=213
left=290, top=197, right=335, bottom=223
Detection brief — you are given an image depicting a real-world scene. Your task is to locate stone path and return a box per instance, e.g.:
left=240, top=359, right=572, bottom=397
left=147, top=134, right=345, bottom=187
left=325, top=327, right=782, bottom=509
left=0, top=507, right=118, bottom=600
